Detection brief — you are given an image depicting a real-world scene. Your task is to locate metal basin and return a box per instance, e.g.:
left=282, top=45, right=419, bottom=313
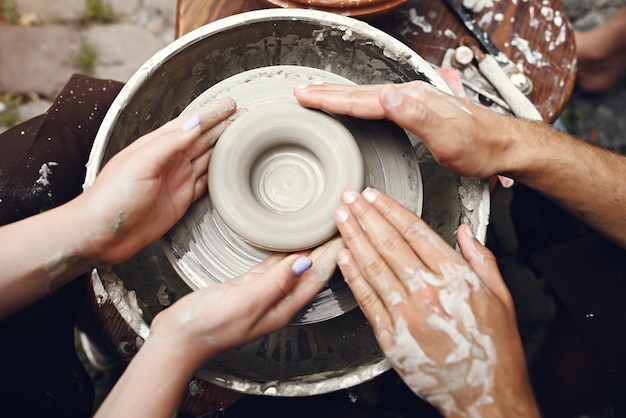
left=85, top=8, right=489, bottom=398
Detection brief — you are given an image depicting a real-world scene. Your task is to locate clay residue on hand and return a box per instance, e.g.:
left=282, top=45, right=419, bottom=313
left=111, top=210, right=125, bottom=233
left=45, top=252, right=88, bottom=292
left=383, top=262, right=496, bottom=417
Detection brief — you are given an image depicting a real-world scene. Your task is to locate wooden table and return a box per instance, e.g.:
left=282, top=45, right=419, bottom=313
left=176, top=0, right=577, bottom=122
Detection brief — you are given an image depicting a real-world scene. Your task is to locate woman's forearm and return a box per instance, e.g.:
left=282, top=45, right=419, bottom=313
left=0, top=195, right=98, bottom=318
left=94, top=337, right=207, bottom=418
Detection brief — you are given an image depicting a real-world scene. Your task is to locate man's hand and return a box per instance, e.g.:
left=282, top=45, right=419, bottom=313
left=333, top=188, right=540, bottom=417
left=295, top=81, right=519, bottom=181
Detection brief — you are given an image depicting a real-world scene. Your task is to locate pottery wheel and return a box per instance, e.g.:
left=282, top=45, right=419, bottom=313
left=161, top=65, right=422, bottom=325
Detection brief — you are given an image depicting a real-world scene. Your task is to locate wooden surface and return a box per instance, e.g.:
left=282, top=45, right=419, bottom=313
left=176, top=0, right=577, bottom=122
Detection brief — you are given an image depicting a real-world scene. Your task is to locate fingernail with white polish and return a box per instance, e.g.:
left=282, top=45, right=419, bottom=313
left=336, top=207, right=350, bottom=223
left=181, top=114, right=201, bottom=131
left=362, top=188, right=377, bottom=203
left=292, top=256, right=312, bottom=277
left=341, top=189, right=359, bottom=205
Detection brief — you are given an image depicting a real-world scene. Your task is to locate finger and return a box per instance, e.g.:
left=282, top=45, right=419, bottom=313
left=192, top=171, right=208, bottom=202
left=189, top=132, right=217, bottom=192
left=379, top=81, right=483, bottom=138
left=377, top=83, right=447, bottom=142
left=249, top=239, right=343, bottom=331
left=336, top=247, right=393, bottom=336
left=338, top=189, right=429, bottom=294
left=238, top=253, right=305, bottom=296
left=356, top=188, right=463, bottom=274
left=163, top=107, right=244, bottom=198
left=498, top=175, right=515, bottom=188
left=124, top=98, right=238, bottom=153
left=378, top=82, right=471, bottom=171
left=306, top=237, right=343, bottom=282
left=294, top=83, right=387, bottom=119
left=457, top=224, right=513, bottom=307
left=190, top=146, right=211, bottom=176
left=161, top=97, right=238, bottom=137
left=246, top=252, right=289, bottom=275
left=184, top=107, right=246, bottom=160
left=208, top=107, right=247, bottom=145
left=278, top=238, right=344, bottom=307
left=334, top=201, right=410, bottom=311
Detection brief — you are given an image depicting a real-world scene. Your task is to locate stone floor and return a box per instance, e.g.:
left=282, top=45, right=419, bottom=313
left=0, top=0, right=175, bottom=130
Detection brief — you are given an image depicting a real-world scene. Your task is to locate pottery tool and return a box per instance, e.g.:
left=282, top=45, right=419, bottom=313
left=465, top=42, right=542, bottom=121
left=442, top=0, right=517, bottom=70
left=434, top=57, right=512, bottom=112
left=461, top=78, right=512, bottom=111
left=442, top=0, right=542, bottom=121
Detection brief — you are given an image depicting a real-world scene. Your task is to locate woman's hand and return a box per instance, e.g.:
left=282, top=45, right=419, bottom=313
left=0, top=99, right=245, bottom=318
left=95, top=239, right=344, bottom=418
left=80, top=98, right=240, bottom=265
left=148, top=238, right=344, bottom=363
left=333, top=188, right=540, bottom=417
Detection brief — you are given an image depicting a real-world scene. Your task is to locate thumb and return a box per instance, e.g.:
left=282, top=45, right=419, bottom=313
left=377, top=82, right=442, bottom=143
left=457, top=224, right=514, bottom=308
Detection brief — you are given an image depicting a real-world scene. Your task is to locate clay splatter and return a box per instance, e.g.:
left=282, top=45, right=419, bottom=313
left=384, top=263, right=496, bottom=418
left=408, top=9, right=433, bottom=34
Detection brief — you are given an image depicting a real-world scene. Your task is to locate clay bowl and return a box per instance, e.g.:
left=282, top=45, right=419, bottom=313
left=259, top=0, right=408, bottom=20
left=86, top=8, right=489, bottom=400
left=208, top=100, right=364, bottom=252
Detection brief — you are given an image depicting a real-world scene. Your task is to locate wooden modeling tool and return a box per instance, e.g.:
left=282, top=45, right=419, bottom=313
left=467, top=44, right=543, bottom=121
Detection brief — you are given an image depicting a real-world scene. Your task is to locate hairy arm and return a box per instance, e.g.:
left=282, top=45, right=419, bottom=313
left=505, top=118, right=626, bottom=248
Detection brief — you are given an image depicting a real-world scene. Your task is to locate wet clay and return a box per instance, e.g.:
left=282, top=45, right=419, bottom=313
left=385, top=263, right=497, bottom=417
left=209, top=101, right=364, bottom=251
left=163, top=65, right=422, bottom=326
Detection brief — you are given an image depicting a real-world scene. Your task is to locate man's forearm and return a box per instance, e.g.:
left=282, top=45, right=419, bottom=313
left=506, top=120, right=626, bottom=248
